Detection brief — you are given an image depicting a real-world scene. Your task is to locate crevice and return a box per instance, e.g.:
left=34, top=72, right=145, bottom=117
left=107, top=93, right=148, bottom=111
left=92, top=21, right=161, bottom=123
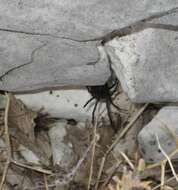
left=0, top=43, right=47, bottom=81
left=0, top=28, right=87, bottom=43
left=101, top=6, right=178, bottom=44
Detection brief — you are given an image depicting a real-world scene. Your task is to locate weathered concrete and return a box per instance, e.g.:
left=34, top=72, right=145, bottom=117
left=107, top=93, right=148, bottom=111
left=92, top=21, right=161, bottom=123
left=0, top=34, right=109, bottom=92
left=1, top=0, right=178, bottom=40
left=138, top=107, right=178, bottom=163
left=106, top=14, right=178, bottom=102
left=0, top=0, right=178, bottom=92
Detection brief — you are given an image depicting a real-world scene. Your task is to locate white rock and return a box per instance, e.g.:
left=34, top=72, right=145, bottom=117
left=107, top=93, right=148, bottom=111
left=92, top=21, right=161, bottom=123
left=48, top=120, right=74, bottom=167
left=19, top=145, right=40, bottom=165
left=138, top=106, right=178, bottom=163
left=16, top=89, right=106, bottom=122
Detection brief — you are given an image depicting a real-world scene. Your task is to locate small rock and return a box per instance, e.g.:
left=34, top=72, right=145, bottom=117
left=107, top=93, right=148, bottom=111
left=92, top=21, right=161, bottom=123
left=19, top=145, right=40, bottom=165
left=138, top=106, right=178, bottom=163
left=48, top=120, right=75, bottom=168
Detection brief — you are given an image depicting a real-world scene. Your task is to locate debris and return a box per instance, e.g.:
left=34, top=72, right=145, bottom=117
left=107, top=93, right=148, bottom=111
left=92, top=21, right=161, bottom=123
left=8, top=94, right=37, bottom=142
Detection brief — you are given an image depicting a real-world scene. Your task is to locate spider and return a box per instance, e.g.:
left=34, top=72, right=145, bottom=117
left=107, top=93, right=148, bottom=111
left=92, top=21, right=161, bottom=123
left=84, top=79, right=122, bottom=132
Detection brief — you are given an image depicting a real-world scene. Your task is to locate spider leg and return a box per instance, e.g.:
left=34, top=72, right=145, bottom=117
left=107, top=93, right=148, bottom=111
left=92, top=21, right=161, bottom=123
left=108, top=96, right=127, bottom=116
left=92, top=100, right=99, bottom=124
left=109, top=81, right=119, bottom=96
left=83, top=97, right=95, bottom=108
left=106, top=99, right=117, bottom=132
left=108, top=95, right=122, bottom=112
left=110, top=85, right=118, bottom=96
left=108, top=79, right=118, bottom=90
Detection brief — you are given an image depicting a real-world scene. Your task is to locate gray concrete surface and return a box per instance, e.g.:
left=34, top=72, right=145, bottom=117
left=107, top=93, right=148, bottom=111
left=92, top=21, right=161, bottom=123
left=0, top=0, right=178, bottom=92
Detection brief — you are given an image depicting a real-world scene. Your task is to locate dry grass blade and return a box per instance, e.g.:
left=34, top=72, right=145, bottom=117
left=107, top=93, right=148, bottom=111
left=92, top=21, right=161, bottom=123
left=87, top=121, right=97, bottom=190
left=11, top=159, right=53, bottom=175
left=96, top=104, right=148, bottom=189
left=105, top=168, right=152, bottom=190
left=44, top=174, right=49, bottom=190
left=0, top=93, right=11, bottom=190
left=119, top=151, right=134, bottom=170
left=107, top=103, right=149, bottom=155
left=155, top=135, right=178, bottom=182
left=99, top=160, right=121, bottom=190
left=152, top=176, right=175, bottom=190
left=160, top=161, right=166, bottom=190
left=94, top=157, right=106, bottom=190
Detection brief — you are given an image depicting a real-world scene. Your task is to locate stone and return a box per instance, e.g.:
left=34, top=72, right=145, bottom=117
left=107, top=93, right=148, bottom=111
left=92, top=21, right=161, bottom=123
left=106, top=27, right=178, bottom=102
left=138, top=106, right=178, bottom=164
left=48, top=120, right=76, bottom=167
left=16, top=88, right=106, bottom=122
left=1, top=0, right=177, bottom=41
left=0, top=0, right=178, bottom=92
left=19, top=145, right=40, bottom=165
left=0, top=35, right=109, bottom=92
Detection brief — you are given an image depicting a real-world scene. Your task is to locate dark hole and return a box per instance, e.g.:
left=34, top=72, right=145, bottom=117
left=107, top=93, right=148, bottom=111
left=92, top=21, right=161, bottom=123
left=157, top=149, right=161, bottom=153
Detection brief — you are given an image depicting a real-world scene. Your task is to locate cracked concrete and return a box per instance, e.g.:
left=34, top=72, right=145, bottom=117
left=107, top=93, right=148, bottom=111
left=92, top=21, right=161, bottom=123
left=0, top=43, right=47, bottom=81
left=0, top=32, right=109, bottom=91
left=0, top=0, right=178, bottom=96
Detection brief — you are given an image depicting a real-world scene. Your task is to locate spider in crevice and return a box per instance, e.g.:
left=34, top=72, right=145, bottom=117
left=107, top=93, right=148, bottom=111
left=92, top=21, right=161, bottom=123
left=84, top=79, right=123, bottom=132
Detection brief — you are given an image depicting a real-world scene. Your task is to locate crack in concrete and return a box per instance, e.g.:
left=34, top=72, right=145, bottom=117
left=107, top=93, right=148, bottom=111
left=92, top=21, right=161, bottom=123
left=0, top=43, right=47, bottom=82
left=0, top=6, right=178, bottom=87
left=0, top=28, right=88, bottom=43
left=0, top=6, right=177, bottom=44
left=101, top=6, right=178, bottom=43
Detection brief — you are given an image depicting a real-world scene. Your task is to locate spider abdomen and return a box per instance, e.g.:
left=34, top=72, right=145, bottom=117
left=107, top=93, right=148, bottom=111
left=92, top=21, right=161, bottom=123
left=87, top=84, right=111, bottom=100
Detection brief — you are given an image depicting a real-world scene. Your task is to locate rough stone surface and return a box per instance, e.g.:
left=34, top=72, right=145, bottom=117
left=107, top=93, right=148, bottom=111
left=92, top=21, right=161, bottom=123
left=16, top=89, right=106, bottom=122
left=48, top=120, right=75, bottom=167
left=19, top=145, right=40, bottom=165
left=0, top=0, right=178, bottom=92
left=0, top=36, right=109, bottom=92
left=138, top=106, right=178, bottom=163
left=106, top=22, right=178, bottom=102
left=1, top=0, right=178, bottom=40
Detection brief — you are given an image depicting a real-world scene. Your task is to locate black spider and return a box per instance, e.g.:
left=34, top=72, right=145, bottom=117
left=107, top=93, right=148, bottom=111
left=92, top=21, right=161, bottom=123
left=84, top=79, right=122, bottom=132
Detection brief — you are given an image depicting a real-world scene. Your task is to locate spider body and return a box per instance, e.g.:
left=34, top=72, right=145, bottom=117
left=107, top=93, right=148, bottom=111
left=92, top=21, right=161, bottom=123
left=84, top=80, right=121, bottom=132
left=87, top=84, right=111, bottom=101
